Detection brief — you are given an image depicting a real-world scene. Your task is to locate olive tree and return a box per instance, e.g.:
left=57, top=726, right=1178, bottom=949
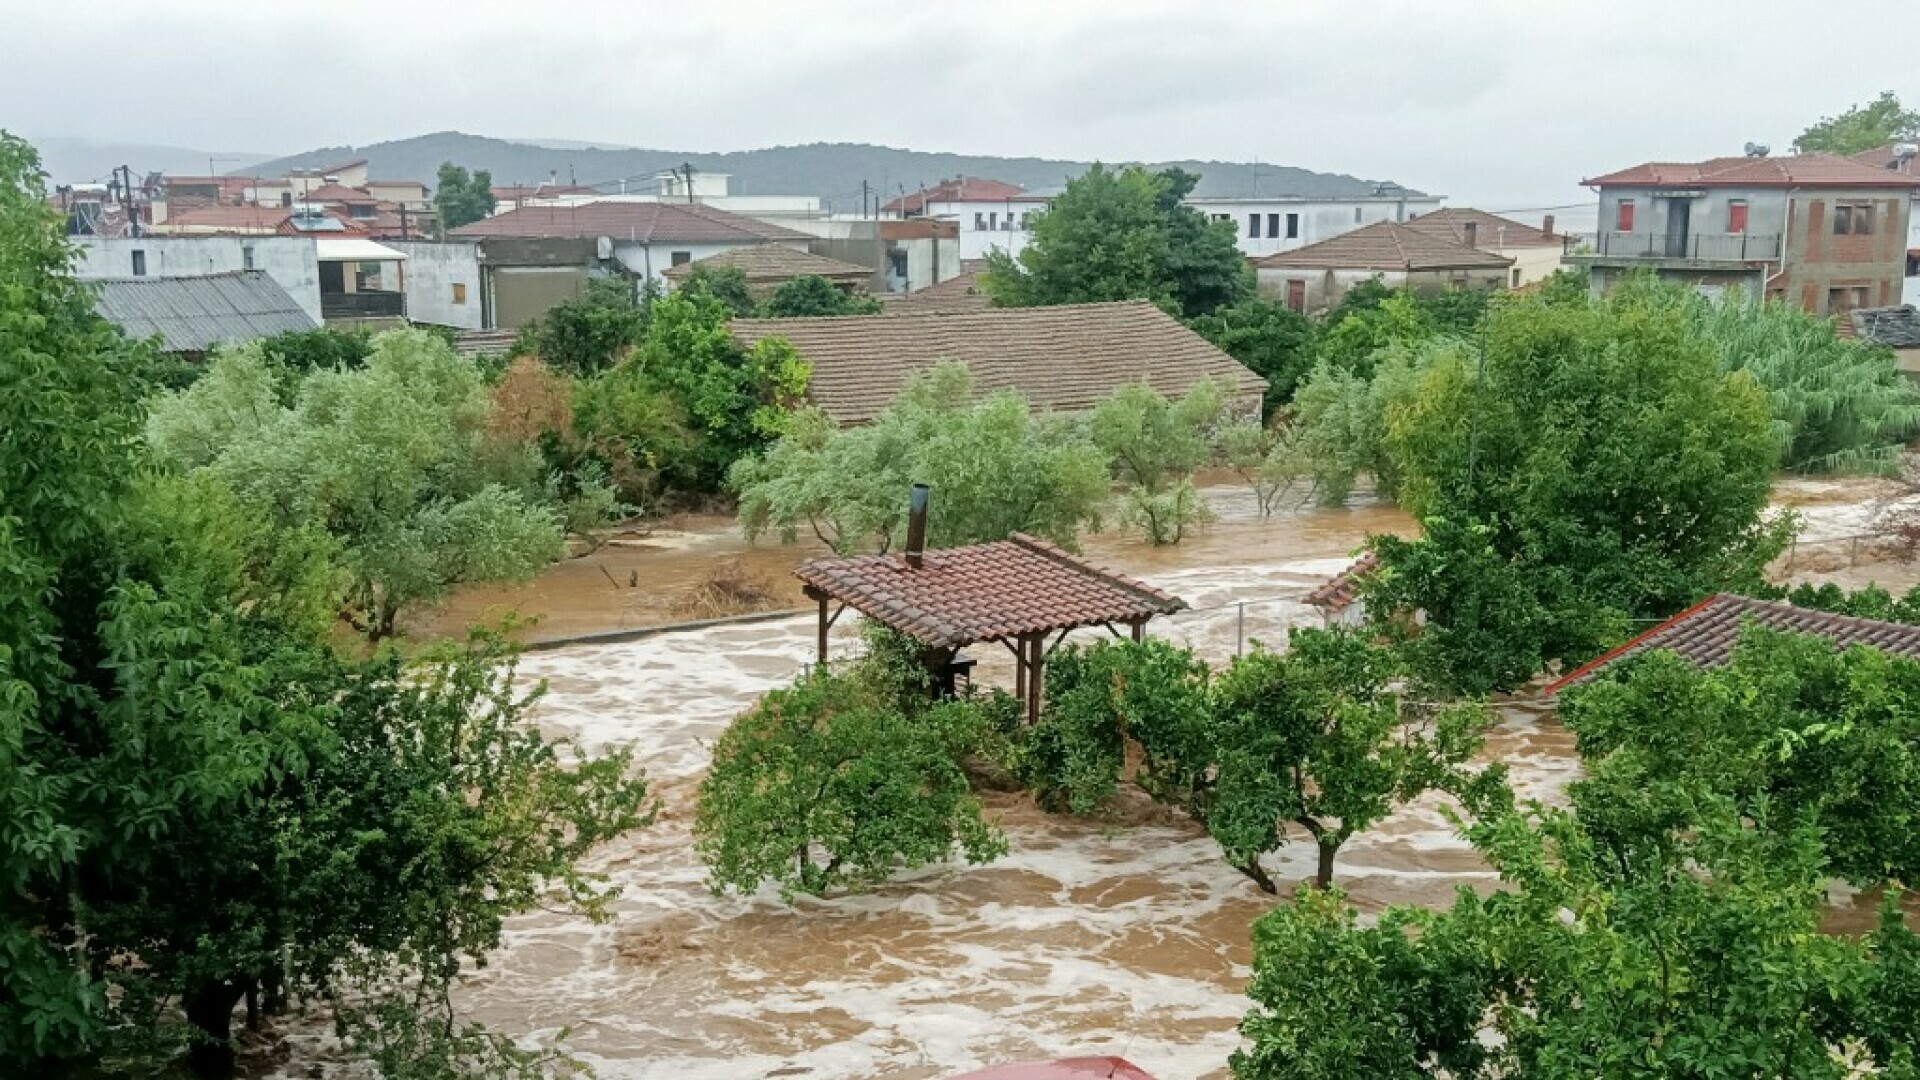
left=731, top=362, right=1110, bottom=553
left=1089, top=380, right=1225, bottom=545
left=695, top=652, right=1008, bottom=900
left=148, top=329, right=565, bottom=638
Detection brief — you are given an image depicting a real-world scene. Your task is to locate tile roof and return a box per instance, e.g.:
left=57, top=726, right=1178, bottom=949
left=158, top=205, right=294, bottom=233
left=1851, top=305, right=1920, bottom=348
left=877, top=261, right=992, bottom=313
left=660, top=244, right=873, bottom=284
left=490, top=184, right=600, bottom=201
left=1547, top=593, right=1920, bottom=693
left=1304, top=552, right=1378, bottom=614
left=1849, top=145, right=1920, bottom=175
left=884, top=176, right=1030, bottom=214
left=448, top=200, right=811, bottom=243
left=451, top=329, right=519, bottom=359
left=1583, top=154, right=1920, bottom=189
left=91, top=271, right=316, bottom=353
left=729, top=299, right=1268, bottom=425
left=301, top=183, right=377, bottom=204
left=795, top=533, right=1186, bottom=649
left=1402, top=208, right=1561, bottom=250
left=1255, top=221, right=1513, bottom=272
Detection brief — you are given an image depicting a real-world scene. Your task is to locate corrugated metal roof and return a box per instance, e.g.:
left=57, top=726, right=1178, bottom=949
left=92, top=271, right=316, bottom=354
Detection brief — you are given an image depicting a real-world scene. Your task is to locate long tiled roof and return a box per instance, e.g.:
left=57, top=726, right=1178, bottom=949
left=660, top=244, right=873, bottom=284
left=1255, top=221, right=1512, bottom=272
left=795, top=533, right=1185, bottom=649
left=158, top=205, right=295, bottom=232
left=729, top=299, right=1267, bottom=425
left=1547, top=593, right=1920, bottom=693
left=1583, top=154, right=1920, bottom=189
left=1304, top=552, right=1379, bottom=614
left=1852, top=305, right=1920, bottom=348
left=1403, top=208, right=1560, bottom=250
left=450, top=200, right=811, bottom=243
left=91, top=271, right=315, bottom=353
left=878, top=260, right=992, bottom=313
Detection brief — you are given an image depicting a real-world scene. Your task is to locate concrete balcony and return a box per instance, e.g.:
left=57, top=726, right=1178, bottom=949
left=321, top=290, right=406, bottom=320
left=1569, top=231, right=1782, bottom=266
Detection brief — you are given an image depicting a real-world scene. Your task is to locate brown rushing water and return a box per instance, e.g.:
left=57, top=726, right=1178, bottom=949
left=283, top=477, right=1916, bottom=1079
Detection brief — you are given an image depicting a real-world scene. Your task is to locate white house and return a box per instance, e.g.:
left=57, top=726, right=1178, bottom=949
left=448, top=200, right=814, bottom=287
left=1185, top=192, right=1444, bottom=259
left=883, top=176, right=1051, bottom=261
left=71, top=235, right=324, bottom=324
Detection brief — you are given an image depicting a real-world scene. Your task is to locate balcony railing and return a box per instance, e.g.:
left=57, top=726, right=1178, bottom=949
left=1586, top=231, right=1781, bottom=262
left=321, top=290, right=406, bottom=319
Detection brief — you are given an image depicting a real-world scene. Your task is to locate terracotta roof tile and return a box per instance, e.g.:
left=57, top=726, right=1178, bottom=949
left=1304, top=552, right=1378, bottom=614
left=1255, top=221, right=1512, bottom=272
left=1402, top=208, right=1561, bottom=250
left=301, top=183, right=377, bottom=204
left=157, top=205, right=294, bottom=233
left=660, top=244, right=873, bottom=284
left=1852, top=305, right=1920, bottom=348
left=729, top=299, right=1267, bottom=425
left=1583, top=154, right=1920, bottom=189
left=878, top=261, right=992, bottom=313
left=884, top=176, right=1030, bottom=214
left=449, top=200, right=811, bottom=243
left=1547, top=593, right=1920, bottom=693
left=795, top=533, right=1185, bottom=649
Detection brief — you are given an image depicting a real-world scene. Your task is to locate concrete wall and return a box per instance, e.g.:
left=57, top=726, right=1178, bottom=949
left=1779, top=190, right=1911, bottom=313
left=1190, top=197, right=1445, bottom=258
left=72, top=236, right=323, bottom=324
left=1498, top=244, right=1565, bottom=287
left=927, top=198, right=1044, bottom=260
left=387, top=241, right=484, bottom=330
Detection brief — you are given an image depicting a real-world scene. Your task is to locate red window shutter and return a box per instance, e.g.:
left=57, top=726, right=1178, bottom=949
left=1617, top=200, right=1635, bottom=231
left=1727, top=202, right=1748, bottom=233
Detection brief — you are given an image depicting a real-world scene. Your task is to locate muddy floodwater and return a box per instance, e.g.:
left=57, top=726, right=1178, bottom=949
left=286, top=477, right=1919, bottom=1080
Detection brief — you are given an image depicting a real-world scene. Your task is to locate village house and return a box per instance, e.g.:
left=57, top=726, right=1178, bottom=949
left=1185, top=189, right=1444, bottom=259
left=1402, top=208, right=1566, bottom=288
left=448, top=199, right=813, bottom=287
left=660, top=244, right=876, bottom=297
left=728, top=299, right=1266, bottom=425
left=1254, top=221, right=1512, bottom=313
left=1568, top=151, right=1920, bottom=314
left=71, top=231, right=407, bottom=327
left=89, top=271, right=316, bottom=358
left=882, top=176, right=1052, bottom=262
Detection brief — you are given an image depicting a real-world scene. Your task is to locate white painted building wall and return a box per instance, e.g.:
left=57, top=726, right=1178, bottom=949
left=612, top=240, right=810, bottom=287
left=71, top=236, right=324, bottom=324
left=386, top=241, right=484, bottom=329
left=1187, top=196, right=1445, bottom=259
left=924, top=198, right=1048, bottom=261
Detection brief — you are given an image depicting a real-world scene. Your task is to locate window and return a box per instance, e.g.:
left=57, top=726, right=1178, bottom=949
left=242, top=244, right=255, bottom=271
left=974, top=212, right=985, bottom=230
left=1511, top=267, right=1523, bottom=288
left=1286, top=212, right=1299, bottom=239
left=451, top=282, right=468, bottom=305
left=1248, top=213, right=1260, bottom=238
left=1020, top=213, right=1031, bottom=229
left=1829, top=286, right=1870, bottom=312
left=1285, top=279, right=1306, bottom=313
left=1266, top=213, right=1280, bottom=238
left=1726, top=199, right=1748, bottom=234
left=988, top=212, right=998, bottom=231
left=1353, top=206, right=1364, bottom=223
left=670, top=251, right=692, bottom=266
left=279, top=191, right=292, bottom=207
left=131, top=250, right=146, bottom=276
left=1616, top=199, right=1636, bottom=231
left=1835, top=202, right=1876, bottom=235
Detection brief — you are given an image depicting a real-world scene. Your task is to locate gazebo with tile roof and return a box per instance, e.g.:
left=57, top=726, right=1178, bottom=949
left=794, top=486, right=1186, bottom=723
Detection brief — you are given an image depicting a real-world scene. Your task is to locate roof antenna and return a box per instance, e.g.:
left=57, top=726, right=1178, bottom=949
left=904, top=484, right=930, bottom=569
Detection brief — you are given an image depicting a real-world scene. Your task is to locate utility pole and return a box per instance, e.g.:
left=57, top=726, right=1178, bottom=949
left=399, top=204, right=410, bottom=241
left=861, top=179, right=870, bottom=218
left=681, top=162, right=696, bottom=203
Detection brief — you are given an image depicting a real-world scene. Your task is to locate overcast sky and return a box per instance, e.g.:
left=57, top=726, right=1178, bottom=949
left=6, top=0, right=1916, bottom=215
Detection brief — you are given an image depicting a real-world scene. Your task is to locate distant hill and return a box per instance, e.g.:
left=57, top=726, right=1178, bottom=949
left=28, top=136, right=274, bottom=185
left=241, top=132, right=1424, bottom=206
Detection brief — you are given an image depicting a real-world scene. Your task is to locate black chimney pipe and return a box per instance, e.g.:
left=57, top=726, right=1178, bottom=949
left=904, top=484, right=929, bottom=569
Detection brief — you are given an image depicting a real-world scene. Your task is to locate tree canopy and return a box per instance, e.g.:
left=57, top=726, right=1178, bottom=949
left=432, top=161, right=497, bottom=231
left=1794, top=90, right=1920, bottom=155
left=730, top=362, right=1110, bottom=553
left=1358, top=287, right=1788, bottom=690
left=983, top=164, right=1252, bottom=318
left=0, top=132, right=650, bottom=1079
left=760, top=274, right=883, bottom=317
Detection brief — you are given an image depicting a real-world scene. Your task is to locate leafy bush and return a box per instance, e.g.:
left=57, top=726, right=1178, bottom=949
left=259, top=325, right=374, bottom=375
left=760, top=274, right=882, bottom=317
left=513, top=277, right=650, bottom=377
left=1187, top=298, right=1319, bottom=414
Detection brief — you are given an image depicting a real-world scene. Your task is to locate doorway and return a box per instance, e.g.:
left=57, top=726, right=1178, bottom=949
left=1663, top=198, right=1692, bottom=258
